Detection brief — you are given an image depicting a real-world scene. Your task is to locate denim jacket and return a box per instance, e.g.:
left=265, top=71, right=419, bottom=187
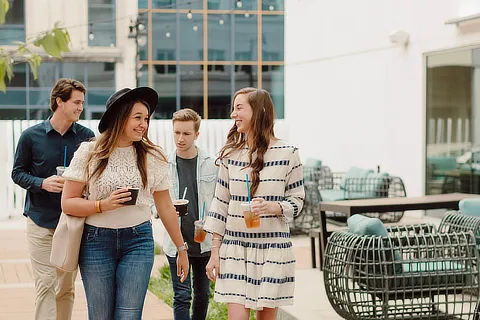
left=163, top=147, right=218, bottom=257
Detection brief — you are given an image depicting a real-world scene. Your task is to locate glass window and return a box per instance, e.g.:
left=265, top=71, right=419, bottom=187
left=137, top=14, right=149, bottom=61
left=152, top=13, right=176, bottom=61
left=235, top=14, right=257, bottom=61
left=180, top=65, right=204, bottom=117
left=177, top=0, right=201, bottom=9
left=59, top=63, right=85, bottom=82
left=234, top=0, right=257, bottom=11
left=138, top=0, right=148, bottom=9
left=208, top=0, right=232, bottom=10
left=425, top=50, right=474, bottom=196
left=262, top=14, right=284, bottom=61
left=86, top=63, right=115, bottom=88
left=0, top=0, right=25, bottom=45
left=208, top=14, right=231, bottom=61
left=262, top=65, right=283, bottom=118
left=7, top=64, right=27, bottom=87
left=234, top=64, right=257, bottom=91
left=0, top=90, right=26, bottom=106
left=153, top=0, right=177, bottom=9
left=29, top=62, right=57, bottom=88
left=262, top=0, right=284, bottom=11
left=29, top=108, right=51, bottom=120
left=209, top=64, right=232, bottom=119
left=152, top=64, right=177, bottom=119
left=138, top=65, right=148, bottom=87
left=88, top=0, right=116, bottom=47
left=180, top=14, right=203, bottom=61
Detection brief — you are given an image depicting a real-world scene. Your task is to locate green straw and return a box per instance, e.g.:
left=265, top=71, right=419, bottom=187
left=246, top=174, right=250, bottom=203
left=202, top=201, right=206, bottom=221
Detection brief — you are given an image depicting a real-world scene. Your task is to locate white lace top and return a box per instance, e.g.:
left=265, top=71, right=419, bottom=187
left=63, top=141, right=170, bottom=228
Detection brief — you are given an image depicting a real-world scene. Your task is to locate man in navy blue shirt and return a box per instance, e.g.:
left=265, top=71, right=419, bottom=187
left=11, top=78, right=95, bottom=320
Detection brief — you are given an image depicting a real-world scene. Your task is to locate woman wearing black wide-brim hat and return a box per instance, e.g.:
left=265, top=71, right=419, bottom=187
left=61, top=87, right=189, bottom=319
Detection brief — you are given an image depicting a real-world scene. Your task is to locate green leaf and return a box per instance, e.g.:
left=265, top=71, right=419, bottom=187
left=26, top=54, right=41, bottom=80
left=0, top=0, right=10, bottom=25
left=54, top=28, right=70, bottom=52
left=38, top=33, right=62, bottom=59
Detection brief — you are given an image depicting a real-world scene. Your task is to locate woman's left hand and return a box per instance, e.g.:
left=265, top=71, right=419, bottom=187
left=251, top=198, right=282, bottom=216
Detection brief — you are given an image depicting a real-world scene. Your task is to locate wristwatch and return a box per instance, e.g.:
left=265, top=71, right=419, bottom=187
left=177, top=242, right=188, bottom=252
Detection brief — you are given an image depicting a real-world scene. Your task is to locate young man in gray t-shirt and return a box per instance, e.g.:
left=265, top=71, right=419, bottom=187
left=163, top=108, right=218, bottom=320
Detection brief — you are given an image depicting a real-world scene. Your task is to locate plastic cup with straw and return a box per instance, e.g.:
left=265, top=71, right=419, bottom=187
left=195, top=201, right=207, bottom=243
left=173, top=187, right=189, bottom=216
left=242, top=173, right=260, bottom=228
left=56, top=146, right=67, bottom=176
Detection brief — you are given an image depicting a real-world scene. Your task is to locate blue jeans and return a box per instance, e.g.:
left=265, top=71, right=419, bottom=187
left=79, top=221, right=154, bottom=320
left=167, top=255, right=210, bottom=320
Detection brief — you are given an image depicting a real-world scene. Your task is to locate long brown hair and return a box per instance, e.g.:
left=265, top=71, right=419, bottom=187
left=218, top=87, right=276, bottom=196
left=87, top=98, right=167, bottom=188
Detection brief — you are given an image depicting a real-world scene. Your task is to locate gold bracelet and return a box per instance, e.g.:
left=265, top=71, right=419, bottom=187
left=95, top=200, right=102, bottom=213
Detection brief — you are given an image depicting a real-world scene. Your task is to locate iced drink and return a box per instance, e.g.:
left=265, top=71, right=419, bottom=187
left=241, top=202, right=260, bottom=229
left=56, top=166, right=67, bottom=176
left=194, top=220, right=207, bottom=243
left=173, top=199, right=189, bottom=216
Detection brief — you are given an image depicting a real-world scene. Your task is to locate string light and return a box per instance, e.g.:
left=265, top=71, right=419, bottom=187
left=269, top=4, right=274, bottom=11
left=166, top=31, right=171, bottom=38
left=219, top=19, right=224, bottom=25
left=187, top=10, right=193, bottom=19
left=193, top=25, right=198, bottom=31
left=88, top=24, right=94, bottom=40
left=236, top=0, right=243, bottom=8
left=245, top=12, right=250, bottom=17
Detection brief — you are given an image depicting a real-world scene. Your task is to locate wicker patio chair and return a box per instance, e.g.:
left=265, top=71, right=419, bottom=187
left=323, top=221, right=480, bottom=320
left=321, top=173, right=407, bottom=224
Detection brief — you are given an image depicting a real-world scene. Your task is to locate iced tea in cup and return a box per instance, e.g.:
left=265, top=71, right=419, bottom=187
left=194, top=220, right=207, bottom=243
left=241, top=202, right=260, bottom=229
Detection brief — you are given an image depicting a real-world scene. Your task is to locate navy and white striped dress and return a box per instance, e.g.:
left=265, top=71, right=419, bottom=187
left=203, top=139, right=305, bottom=310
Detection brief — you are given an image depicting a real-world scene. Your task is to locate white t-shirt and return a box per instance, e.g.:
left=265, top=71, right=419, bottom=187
left=63, top=141, right=170, bottom=228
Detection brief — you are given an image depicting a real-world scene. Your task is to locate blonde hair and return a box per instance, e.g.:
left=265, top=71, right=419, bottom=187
left=172, top=108, right=201, bottom=132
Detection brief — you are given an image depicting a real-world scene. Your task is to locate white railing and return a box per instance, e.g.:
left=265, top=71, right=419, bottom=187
left=0, top=119, right=288, bottom=220
left=427, top=117, right=471, bottom=156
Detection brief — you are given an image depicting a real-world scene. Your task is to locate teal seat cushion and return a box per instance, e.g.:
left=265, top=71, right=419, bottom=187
left=459, top=198, right=480, bottom=217
left=402, top=261, right=465, bottom=273
left=347, top=214, right=388, bottom=236
left=363, top=172, right=389, bottom=198
left=319, top=189, right=346, bottom=202
left=340, top=167, right=373, bottom=191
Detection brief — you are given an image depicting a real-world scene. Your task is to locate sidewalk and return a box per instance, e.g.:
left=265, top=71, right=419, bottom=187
left=0, top=217, right=173, bottom=320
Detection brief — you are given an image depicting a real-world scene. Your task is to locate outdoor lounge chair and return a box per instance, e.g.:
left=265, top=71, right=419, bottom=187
left=323, top=214, right=480, bottom=320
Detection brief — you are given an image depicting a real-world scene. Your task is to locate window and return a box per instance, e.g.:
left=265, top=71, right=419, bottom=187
left=0, top=0, right=25, bottom=45
left=88, top=0, right=116, bottom=47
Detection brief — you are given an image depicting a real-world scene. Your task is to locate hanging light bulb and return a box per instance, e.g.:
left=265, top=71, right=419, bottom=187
left=187, top=10, right=193, bottom=19
left=219, top=19, right=224, bottom=25
left=236, top=0, right=243, bottom=8
left=166, top=31, right=171, bottom=38
left=193, top=25, right=198, bottom=31
left=269, top=4, right=274, bottom=10
left=245, top=11, right=250, bottom=17
left=88, top=24, right=95, bottom=40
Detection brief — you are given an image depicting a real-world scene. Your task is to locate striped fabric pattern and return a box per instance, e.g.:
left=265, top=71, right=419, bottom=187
left=204, top=139, right=305, bottom=310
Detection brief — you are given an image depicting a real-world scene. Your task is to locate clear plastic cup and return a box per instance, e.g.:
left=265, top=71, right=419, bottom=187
left=241, top=202, right=260, bottom=229
left=194, top=220, right=207, bottom=243
left=56, top=166, right=67, bottom=176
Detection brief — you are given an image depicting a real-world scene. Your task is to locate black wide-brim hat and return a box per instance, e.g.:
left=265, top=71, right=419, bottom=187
left=98, top=87, right=159, bottom=133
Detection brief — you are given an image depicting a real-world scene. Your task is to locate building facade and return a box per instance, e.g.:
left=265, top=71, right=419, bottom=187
left=286, top=0, right=480, bottom=202
left=0, top=0, right=285, bottom=120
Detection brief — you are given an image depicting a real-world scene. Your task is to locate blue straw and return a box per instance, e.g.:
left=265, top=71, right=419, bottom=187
left=246, top=174, right=250, bottom=203
left=63, top=146, right=67, bottom=167
left=202, top=201, right=206, bottom=221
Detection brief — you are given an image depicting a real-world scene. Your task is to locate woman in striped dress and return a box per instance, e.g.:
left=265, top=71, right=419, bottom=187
left=204, top=88, right=305, bottom=320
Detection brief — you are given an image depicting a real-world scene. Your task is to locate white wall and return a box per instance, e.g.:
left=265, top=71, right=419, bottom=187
left=285, top=0, right=480, bottom=197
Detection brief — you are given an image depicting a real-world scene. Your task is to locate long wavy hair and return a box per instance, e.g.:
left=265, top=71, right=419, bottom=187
left=86, top=98, right=166, bottom=188
left=218, top=87, right=276, bottom=196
